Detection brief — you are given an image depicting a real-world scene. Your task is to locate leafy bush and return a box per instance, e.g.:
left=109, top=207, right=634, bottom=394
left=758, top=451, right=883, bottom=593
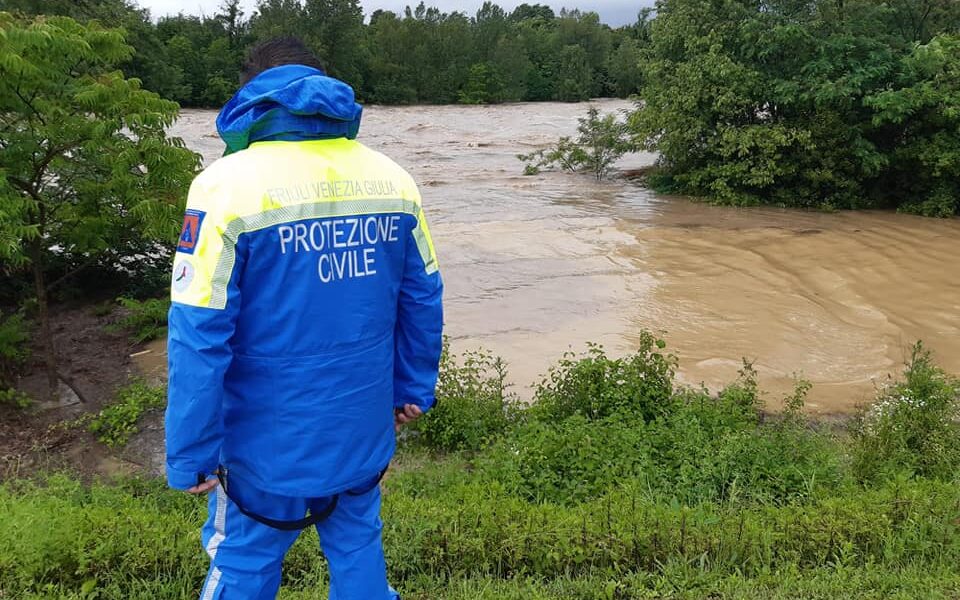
left=851, top=343, right=960, bottom=482
left=87, top=380, right=166, bottom=448
left=0, top=310, right=31, bottom=387
left=531, top=333, right=677, bottom=424
left=485, top=357, right=841, bottom=506
left=631, top=0, right=960, bottom=215
left=0, top=387, right=31, bottom=409
left=413, top=345, right=517, bottom=452
left=482, top=414, right=654, bottom=504
left=110, top=297, right=170, bottom=344
left=681, top=379, right=843, bottom=504
left=518, top=108, right=635, bottom=180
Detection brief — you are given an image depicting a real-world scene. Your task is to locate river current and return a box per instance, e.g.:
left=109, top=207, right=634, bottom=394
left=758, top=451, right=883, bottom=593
left=159, top=100, right=960, bottom=413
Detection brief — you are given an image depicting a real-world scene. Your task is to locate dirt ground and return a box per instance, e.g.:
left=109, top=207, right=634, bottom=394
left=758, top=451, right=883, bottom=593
left=0, top=302, right=162, bottom=482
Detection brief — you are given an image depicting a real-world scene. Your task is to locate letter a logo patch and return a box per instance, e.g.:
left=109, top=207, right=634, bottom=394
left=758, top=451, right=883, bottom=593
left=178, top=209, right=206, bottom=255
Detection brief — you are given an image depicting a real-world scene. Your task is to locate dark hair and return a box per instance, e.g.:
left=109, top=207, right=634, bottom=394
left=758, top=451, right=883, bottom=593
left=240, top=37, right=325, bottom=85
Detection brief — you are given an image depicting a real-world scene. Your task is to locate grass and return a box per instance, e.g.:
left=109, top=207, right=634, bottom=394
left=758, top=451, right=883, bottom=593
left=1, top=335, right=958, bottom=599
left=84, top=380, right=166, bottom=448
left=2, top=463, right=959, bottom=599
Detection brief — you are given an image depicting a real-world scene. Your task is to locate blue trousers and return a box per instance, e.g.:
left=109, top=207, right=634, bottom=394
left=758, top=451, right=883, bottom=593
left=198, top=479, right=399, bottom=600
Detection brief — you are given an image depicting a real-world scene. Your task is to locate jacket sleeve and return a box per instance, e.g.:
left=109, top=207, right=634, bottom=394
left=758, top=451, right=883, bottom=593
left=164, top=177, right=244, bottom=490
left=394, top=201, right=444, bottom=413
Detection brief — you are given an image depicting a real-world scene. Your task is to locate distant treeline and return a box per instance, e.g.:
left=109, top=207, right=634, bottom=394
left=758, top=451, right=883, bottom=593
left=1, top=0, right=649, bottom=106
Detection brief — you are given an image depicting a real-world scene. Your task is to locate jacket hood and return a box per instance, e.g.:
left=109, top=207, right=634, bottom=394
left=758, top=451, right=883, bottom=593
left=216, top=64, right=363, bottom=155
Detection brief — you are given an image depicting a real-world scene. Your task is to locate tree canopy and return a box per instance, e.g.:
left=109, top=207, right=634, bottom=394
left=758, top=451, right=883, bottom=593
left=0, top=11, right=198, bottom=392
left=631, top=0, right=960, bottom=216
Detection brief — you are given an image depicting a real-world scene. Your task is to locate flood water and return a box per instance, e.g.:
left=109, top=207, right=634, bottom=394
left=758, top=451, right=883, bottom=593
left=159, top=100, right=960, bottom=414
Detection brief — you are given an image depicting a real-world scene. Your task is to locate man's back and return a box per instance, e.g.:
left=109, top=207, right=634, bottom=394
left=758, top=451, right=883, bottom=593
left=163, top=40, right=440, bottom=600
left=166, top=138, right=442, bottom=498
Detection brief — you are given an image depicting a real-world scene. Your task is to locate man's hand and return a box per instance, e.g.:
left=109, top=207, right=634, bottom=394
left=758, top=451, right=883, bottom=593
left=394, top=404, right=423, bottom=432
left=186, top=478, right=219, bottom=495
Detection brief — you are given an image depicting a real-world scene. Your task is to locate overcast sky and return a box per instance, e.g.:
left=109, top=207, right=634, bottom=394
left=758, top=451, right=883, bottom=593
left=137, top=0, right=652, bottom=27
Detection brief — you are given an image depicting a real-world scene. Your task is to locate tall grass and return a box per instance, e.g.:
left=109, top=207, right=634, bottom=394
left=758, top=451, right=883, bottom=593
left=2, top=335, right=959, bottom=599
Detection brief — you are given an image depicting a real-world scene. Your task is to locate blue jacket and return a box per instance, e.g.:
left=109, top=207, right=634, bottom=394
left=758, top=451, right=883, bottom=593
left=164, top=66, right=444, bottom=497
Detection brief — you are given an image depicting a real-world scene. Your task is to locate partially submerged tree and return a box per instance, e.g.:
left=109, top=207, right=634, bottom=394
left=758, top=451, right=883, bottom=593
left=0, top=12, right=198, bottom=397
left=519, top=107, right=634, bottom=180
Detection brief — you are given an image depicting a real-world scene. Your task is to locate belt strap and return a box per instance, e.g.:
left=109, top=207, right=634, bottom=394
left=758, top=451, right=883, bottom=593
left=215, top=465, right=388, bottom=531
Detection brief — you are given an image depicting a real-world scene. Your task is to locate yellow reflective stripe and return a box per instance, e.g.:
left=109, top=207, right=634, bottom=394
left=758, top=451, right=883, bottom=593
left=172, top=138, right=431, bottom=310
left=412, top=205, right=439, bottom=275
left=207, top=198, right=421, bottom=309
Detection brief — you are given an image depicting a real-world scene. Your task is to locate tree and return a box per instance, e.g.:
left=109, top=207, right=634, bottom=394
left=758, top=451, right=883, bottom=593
left=491, top=34, right=533, bottom=101
left=303, top=0, right=366, bottom=86
left=519, top=108, right=633, bottom=180
left=458, top=62, right=504, bottom=104
left=555, top=44, right=592, bottom=101
left=867, top=34, right=960, bottom=216
left=216, top=0, right=247, bottom=50
left=629, top=0, right=960, bottom=213
left=509, top=3, right=555, bottom=24
left=0, top=13, right=198, bottom=396
left=607, top=37, right=643, bottom=96
left=249, top=0, right=307, bottom=40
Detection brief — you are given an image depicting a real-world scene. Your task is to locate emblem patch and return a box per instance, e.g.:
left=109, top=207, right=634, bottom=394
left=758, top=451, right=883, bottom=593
left=172, top=259, right=195, bottom=293
left=177, top=209, right=206, bottom=255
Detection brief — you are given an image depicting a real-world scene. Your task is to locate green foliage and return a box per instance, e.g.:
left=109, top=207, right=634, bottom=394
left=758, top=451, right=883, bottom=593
left=532, top=333, right=676, bottom=422
left=3, top=467, right=960, bottom=598
left=458, top=63, right=505, bottom=104
left=413, top=344, right=516, bottom=452
left=869, top=35, right=960, bottom=217
left=631, top=0, right=960, bottom=215
left=481, top=414, right=652, bottom=503
left=0, top=309, right=30, bottom=386
left=110, top=297, right=170, bottom=344
left=86, top=380, right=166, bottom=448
left=607, top=37, right=644, bottom=97
left=487, top=356, right=840, bottom=506
left=554, top=44, right=592, bottom=101
left=2, top=341, right=960, bottom=598
left=8, top=1, right=645, bottom=107
left=0, top=12, right=198, bottom=386
left=519, top=107, right=634, bottom=180
left=0, top=387, right=31, bottom=409
left=851, top=342, right=960, bottom=482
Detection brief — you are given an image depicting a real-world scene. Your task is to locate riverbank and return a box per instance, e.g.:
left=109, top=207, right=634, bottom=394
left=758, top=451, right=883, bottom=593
left=2, top=338, right=959, bottom=599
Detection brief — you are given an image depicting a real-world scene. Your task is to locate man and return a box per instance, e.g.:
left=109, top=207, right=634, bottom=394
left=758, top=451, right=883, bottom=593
left=164, top=38, right=443, bottom=600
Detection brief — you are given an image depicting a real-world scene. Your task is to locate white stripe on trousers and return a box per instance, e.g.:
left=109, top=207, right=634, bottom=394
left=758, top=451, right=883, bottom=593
left=201, top=485, right=228, bottom=599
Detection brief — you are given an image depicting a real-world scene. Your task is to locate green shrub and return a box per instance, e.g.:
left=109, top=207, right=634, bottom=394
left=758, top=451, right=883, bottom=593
left=0, top=387, right=32, bottom=409
left=851, top=342, right=960, bottom=482
left=87, top=380, right=166, bottom=448
left=482, top=414, right=654, bottom=504
left=532, top=333, right=677, bottom=424
left=485, top=362, right=841, bottom=506
left=414, top=345, right=518, bottom=452
left=111, top=297, right=170, bottom=343
left=518, top=108, right=635, bottom=181
left=650, top=376, right=843, bottom=505
left=0, top=310, right=31, bottom=386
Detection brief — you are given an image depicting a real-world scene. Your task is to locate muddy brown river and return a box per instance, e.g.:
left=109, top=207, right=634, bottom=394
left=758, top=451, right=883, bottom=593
left=152, top=100, right=960, bottom=414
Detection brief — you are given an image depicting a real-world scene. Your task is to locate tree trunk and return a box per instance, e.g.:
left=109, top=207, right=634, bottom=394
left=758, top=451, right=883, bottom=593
left=30, top=238, right=58, bottom=400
